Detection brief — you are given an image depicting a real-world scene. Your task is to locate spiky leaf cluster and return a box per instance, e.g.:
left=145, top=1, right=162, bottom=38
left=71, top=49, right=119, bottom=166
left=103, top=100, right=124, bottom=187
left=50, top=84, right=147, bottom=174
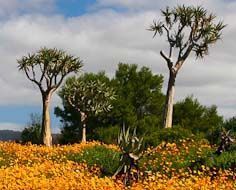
left=18, top=48, right=83, bottom=92
left=114, top=126, right=143, bottom=185
left=149, top=5, right=225, bottom=59
left=117, top=126, right=143, bottom=158
left=216, top=128, right=235, bottom=155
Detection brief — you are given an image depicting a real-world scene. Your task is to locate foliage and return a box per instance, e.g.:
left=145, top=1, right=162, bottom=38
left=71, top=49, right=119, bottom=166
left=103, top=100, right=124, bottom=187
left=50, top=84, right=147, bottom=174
left=142, top=126, right=194, bottom=148
left=110, top=63, right=164, bottom=127
left=60, top=74, right=115, bottom=142
left=64, top=76, right=115, bottom=115
left=68, top=145, right=120, bottom=176
left=93, top=125, right=120, bottom=145
left=21, top=113, right=41, bottom=145
left=114, top=126, right=143, bottom=186
left=206, top=151, right=236, bottom=170
left=224, top=116, right=236, bottom=133
left=149, top=5, right=225, bottom=59
left=173, top=96, right=223, bottom=144
left=17, top=48, right=83, bottom=87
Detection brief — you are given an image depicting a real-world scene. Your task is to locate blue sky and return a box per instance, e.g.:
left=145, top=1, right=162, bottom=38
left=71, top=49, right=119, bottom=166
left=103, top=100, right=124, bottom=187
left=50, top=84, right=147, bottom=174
left=0, top=0, right=235, bottom=133
left=56, top=0, right=97, bottom=17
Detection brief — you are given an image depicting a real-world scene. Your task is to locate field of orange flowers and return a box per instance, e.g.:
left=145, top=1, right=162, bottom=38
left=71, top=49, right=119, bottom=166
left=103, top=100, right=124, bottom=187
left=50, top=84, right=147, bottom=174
left=0, top=141, right=234, bottom=190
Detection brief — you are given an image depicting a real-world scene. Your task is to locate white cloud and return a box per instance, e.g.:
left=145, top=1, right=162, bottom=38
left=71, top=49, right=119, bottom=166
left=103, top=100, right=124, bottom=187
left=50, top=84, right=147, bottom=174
left=0, top=0, right=54, bottom=18
left=0, top=0, right=234, bottom=120
left=0, top=122, right=24, bottom=131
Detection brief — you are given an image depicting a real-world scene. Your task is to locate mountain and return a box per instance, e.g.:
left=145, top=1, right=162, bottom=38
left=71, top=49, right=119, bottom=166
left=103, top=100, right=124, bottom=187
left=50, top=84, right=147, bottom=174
left=0, top=130, right=60, bottom=144
left=0, top=130, right=21, bottom=141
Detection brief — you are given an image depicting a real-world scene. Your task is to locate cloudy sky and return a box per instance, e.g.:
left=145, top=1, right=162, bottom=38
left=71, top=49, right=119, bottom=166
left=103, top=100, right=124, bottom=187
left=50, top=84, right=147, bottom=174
left=0, top=0, right=235, bottom=133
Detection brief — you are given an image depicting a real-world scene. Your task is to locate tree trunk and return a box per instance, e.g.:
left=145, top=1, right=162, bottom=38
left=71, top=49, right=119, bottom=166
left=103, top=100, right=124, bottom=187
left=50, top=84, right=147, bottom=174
left=81, top=112, right=87, bottom=143
left=163, top=70, right=176, bottom=128
left=82, top=124, right=86, bottom=143
left=41, top=92, right=52, bottom=146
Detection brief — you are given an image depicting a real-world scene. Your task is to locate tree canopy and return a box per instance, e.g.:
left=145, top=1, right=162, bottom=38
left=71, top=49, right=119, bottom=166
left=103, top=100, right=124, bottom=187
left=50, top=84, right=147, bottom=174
left=18, top=47, right=83, bottom=146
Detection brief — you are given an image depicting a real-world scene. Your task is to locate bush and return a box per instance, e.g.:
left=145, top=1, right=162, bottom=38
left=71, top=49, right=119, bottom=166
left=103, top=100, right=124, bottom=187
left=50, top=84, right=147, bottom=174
left=205, top=151, right=236, bottom=170
left=224, top=116, right=236, bottom=132
left=21, top=113, right=41, bottom=144
left=68, top=145, right=120, bottom=176
left=93, top=126, right=120, bottom=144
left=143, top=126, right=194, bottom=148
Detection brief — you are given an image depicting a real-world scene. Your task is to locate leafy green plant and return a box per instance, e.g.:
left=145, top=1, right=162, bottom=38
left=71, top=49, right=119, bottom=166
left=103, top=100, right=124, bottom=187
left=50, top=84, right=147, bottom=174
left=113, top=126, right=143, bottom=186
left=143, top=126, right=194, bottom=148
left=94, top=125, right=120, bottom=144
left=63, top=77, right=116, bottom=143
left=68, top=145, right=120, bottom=176
left=206, top=151, right=236, bottom=170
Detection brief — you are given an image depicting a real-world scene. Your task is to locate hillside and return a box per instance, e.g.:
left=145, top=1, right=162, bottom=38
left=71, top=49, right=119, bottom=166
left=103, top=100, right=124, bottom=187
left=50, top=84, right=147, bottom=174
left=0, top=130, right=21, bottom=141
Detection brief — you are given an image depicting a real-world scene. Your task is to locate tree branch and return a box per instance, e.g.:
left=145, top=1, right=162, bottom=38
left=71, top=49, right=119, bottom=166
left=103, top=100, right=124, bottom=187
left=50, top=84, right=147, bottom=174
left=162, top=24, right=171, bottom=42
left=160, top=50, right=173, bottom=69
left=175, top=45, right=193, bottom=72
left=24, top=68, right=37, bottom=85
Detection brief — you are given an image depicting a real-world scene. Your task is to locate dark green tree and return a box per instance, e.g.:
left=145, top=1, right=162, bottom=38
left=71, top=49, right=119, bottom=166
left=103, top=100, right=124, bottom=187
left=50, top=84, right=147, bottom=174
left=173, top=96, right=223, bottom=143
left=149, top=5, right=225, bottom=128
left=224, top=117, right=236, bottom=133
left=18, top=48, right=83, bottom=146
left=110, top=63, right=164, bottom=128
left=21, top=113, right=41, bottom=144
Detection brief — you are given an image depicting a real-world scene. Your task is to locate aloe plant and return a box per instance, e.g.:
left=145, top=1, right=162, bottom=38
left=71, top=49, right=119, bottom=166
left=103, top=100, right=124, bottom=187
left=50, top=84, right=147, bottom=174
left=113, top=125, right=143, bottom=186
left=215, top=128, right=235, bottom=155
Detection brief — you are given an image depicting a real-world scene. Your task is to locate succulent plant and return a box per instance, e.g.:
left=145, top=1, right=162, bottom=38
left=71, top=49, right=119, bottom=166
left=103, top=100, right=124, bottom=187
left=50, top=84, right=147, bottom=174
left=113, top=124, right=143, bottom=186
left=215, top=128, right=235, bottom=155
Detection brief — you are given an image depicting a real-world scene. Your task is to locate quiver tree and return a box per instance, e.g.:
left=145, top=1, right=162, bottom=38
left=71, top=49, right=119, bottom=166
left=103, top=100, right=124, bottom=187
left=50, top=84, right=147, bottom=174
left=149, top=5, right=225, bottom=128
left=63, top=77, right=116, bottom=142
left=18, top=48, right=83, bottom=146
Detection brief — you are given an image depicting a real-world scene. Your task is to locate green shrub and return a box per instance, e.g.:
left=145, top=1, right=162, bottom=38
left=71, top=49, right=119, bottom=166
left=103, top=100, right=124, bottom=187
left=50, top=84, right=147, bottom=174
left=68, top=145, right=120, bottom=176
left=143, top=126, right=194, bottom=148
left=93, top=126, right=119, bottom=144
left=205, top=151, right=236, bottom=170
left=21, top=113, right=41, bottom=144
